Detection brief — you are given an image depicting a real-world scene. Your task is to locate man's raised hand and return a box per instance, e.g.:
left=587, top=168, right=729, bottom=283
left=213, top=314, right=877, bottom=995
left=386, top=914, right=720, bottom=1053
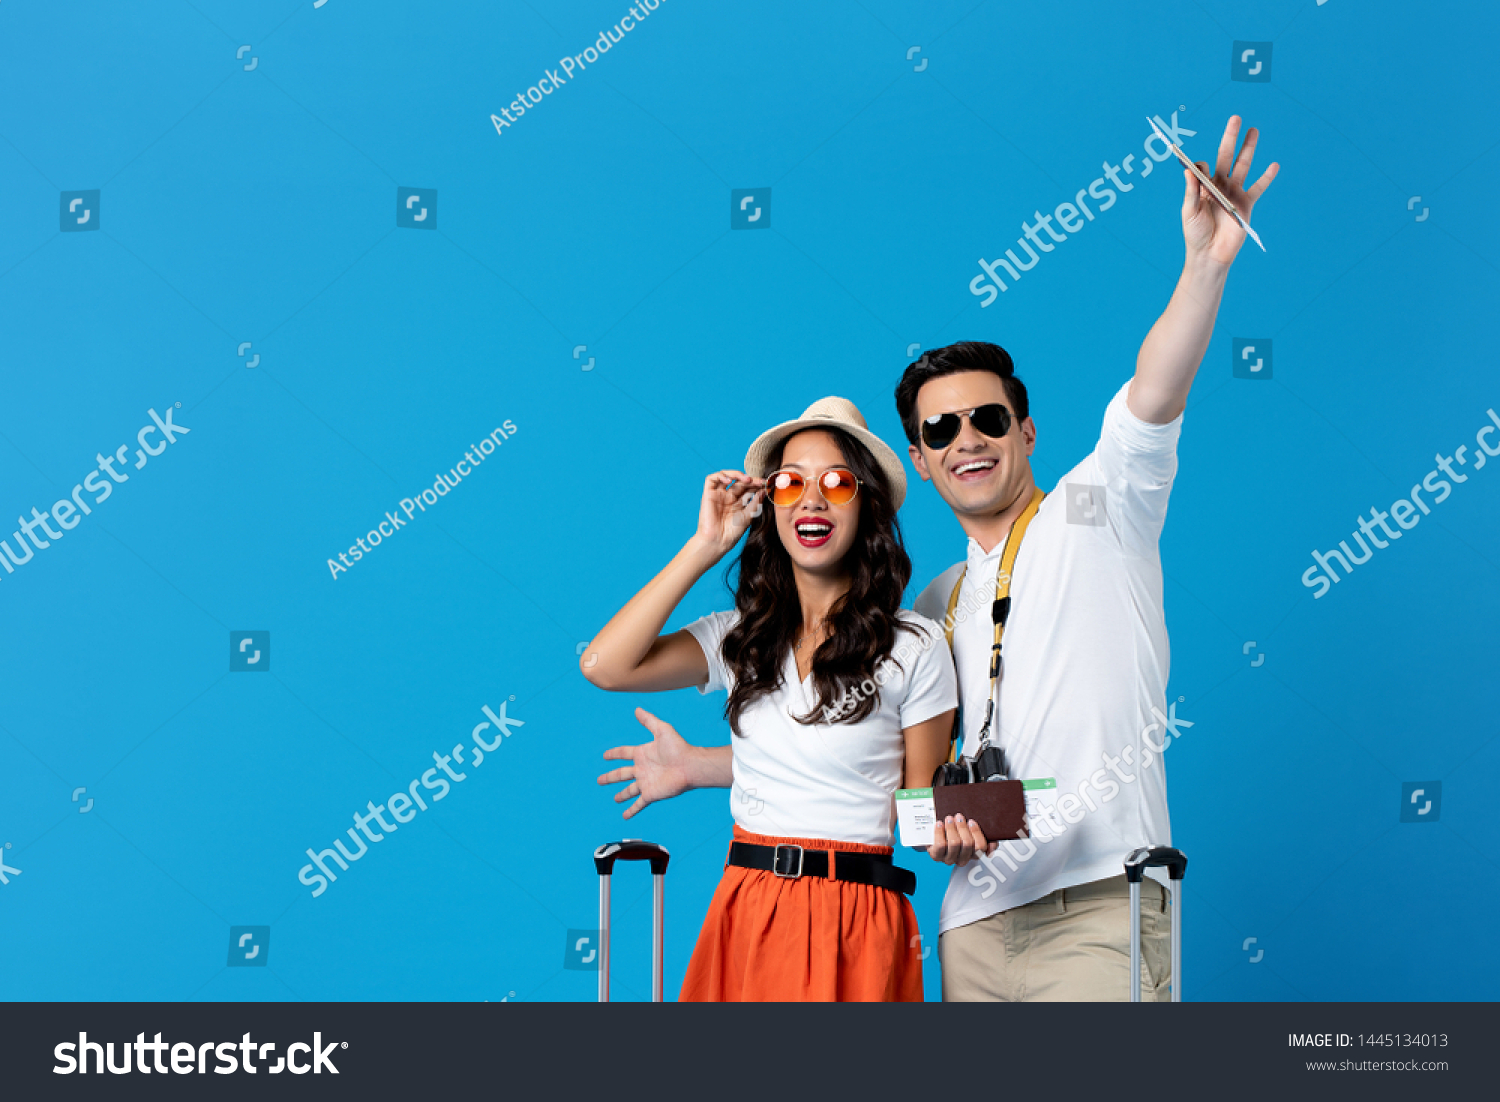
left=1182, top=115, right=1279, bottom=266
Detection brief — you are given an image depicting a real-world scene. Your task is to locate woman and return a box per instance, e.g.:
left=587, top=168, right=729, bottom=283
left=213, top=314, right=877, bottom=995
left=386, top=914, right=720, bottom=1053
left=579, top=396, right=958, bottom=1001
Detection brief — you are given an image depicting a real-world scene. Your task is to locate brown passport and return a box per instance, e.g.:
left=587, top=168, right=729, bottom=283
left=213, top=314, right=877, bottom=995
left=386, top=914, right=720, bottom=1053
left=933, top=780, right=1029, bottom=840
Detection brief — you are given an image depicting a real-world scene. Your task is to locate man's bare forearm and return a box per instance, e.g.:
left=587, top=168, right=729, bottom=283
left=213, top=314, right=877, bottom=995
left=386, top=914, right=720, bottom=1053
left=1128, top=255, right=1230, bottom=424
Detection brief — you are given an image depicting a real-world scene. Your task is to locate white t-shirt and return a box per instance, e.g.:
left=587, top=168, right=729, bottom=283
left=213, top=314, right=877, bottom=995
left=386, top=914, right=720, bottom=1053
left=913, top=380, right=1181, bottom=934
left=685, top=608, right=957, bottom=846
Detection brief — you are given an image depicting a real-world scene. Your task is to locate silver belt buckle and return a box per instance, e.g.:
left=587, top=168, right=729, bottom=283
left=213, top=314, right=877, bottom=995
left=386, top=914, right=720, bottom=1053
left=771, top=843, right=804, bottom=878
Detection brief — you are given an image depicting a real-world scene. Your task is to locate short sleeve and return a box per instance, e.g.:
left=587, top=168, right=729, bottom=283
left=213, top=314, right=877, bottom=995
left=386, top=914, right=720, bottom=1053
left=894, top=614, right=958, bottom=728
left=1096, top=379, right=1182, bottom=482
left=1073, top=380, right=1183, bottom=553
left=682, top=609, right=738, bottom=696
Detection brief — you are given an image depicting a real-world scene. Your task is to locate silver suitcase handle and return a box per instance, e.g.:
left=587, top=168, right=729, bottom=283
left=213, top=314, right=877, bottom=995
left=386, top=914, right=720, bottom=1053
left=1125, top=846, right=1187, bottom=1003
left=594, top=840, right=670, bottom=1002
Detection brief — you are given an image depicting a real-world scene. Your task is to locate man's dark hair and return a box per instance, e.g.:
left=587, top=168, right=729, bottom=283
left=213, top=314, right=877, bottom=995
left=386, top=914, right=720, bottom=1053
left=894, top=341, right=1029, bottom=447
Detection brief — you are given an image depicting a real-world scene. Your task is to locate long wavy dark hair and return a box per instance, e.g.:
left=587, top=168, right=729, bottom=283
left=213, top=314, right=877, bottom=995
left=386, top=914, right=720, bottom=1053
left=721, top=426, right=920, bottom=735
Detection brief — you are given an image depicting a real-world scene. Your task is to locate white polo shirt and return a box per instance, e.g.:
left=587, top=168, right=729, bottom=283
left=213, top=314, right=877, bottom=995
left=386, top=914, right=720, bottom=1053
left=685, top=609, right=957, bottom=846
left=913, top=380, right=1181, bottom=934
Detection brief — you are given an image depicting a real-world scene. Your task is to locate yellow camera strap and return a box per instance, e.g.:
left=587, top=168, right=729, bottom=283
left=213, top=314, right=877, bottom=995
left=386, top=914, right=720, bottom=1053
left=941, top=485, right=1046, bottom=763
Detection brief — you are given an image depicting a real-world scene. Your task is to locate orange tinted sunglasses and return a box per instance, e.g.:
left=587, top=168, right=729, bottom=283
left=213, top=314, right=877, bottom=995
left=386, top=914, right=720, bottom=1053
left=765, top=467, right=861, bottom=507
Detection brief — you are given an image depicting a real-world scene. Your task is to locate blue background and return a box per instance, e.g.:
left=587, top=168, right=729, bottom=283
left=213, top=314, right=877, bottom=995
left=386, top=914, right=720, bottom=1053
left=2, top=0, right=1496, bottom=1003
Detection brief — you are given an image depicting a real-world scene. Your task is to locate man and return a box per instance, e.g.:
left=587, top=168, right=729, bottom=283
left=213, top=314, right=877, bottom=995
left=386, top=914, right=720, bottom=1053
left=595, top=115, right=1276, bottom=1001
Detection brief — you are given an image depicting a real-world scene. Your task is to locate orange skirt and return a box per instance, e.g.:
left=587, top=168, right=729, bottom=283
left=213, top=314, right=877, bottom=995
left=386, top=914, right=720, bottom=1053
left=678, top=826, right=925, bottom=1002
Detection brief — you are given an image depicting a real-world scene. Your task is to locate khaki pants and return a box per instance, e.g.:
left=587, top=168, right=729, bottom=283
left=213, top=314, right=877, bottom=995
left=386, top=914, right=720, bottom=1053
left=939, top=874, right=1172, bottom=1002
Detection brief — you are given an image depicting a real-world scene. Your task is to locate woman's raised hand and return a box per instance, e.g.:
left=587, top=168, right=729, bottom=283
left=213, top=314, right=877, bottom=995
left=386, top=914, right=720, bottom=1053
left=693, top=470, right=765, bottom=558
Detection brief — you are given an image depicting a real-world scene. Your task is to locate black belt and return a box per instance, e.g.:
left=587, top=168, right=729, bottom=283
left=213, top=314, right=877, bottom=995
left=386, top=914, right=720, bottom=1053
left=727, top=841, right=916, bottom=896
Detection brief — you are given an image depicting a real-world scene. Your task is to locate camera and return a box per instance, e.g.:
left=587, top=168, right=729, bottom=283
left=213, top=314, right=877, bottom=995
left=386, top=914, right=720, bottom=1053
left=932, top=742, right=1008, bottom=787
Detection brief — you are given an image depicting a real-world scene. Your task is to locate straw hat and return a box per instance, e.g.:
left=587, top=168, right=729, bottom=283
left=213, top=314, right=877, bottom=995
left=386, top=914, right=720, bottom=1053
left=743, top=396, right=908, bottom=509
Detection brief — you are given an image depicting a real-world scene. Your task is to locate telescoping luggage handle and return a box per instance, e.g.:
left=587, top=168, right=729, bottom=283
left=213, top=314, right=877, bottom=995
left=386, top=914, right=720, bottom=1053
left=593, top=840, right=670, bottom=1003
left=1124, top=846, right=1187, bottom=1003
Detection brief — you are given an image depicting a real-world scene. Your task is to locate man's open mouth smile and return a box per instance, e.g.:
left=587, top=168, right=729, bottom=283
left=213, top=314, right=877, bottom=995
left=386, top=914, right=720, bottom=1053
left=950, top=457, right=998, bottom=483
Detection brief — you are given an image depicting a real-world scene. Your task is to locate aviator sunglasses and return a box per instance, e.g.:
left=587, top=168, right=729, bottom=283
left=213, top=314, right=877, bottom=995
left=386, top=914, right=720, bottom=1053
left=763, top=467, right=862, bottom=507
left=920, top=403, right=1013, bottom=450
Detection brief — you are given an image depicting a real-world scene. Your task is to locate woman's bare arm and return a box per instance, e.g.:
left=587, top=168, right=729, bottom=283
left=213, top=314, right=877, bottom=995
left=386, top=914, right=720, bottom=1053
left=580, top=470, right=764, bottom=693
